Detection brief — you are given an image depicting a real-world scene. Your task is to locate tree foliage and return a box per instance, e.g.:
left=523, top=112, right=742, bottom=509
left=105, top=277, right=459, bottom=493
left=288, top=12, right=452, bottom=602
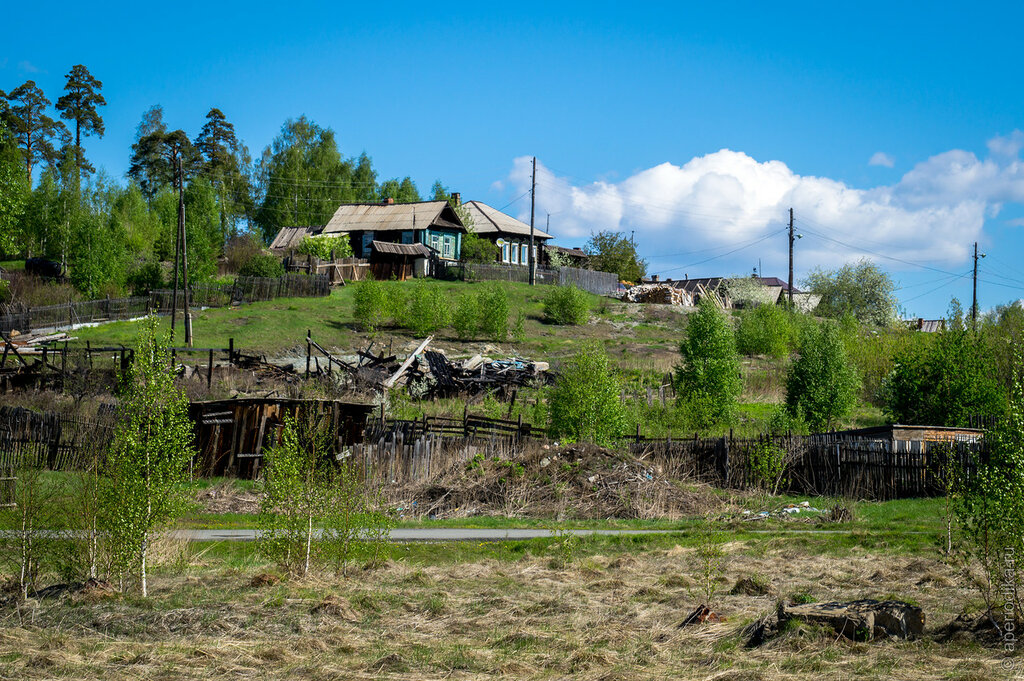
left=195, top=107, right=253, bottom=245
left=297, top=234, right=352, bottom=260
left=804, top=258, right=896, bottom=327
left=4, top=80, right=68, bottom=181
left=584, top=230, right=647, bottom=282
left=882, top=300, right=1005, bottom=426
left=549, top=345, right=625, bottom=446
left=675, top=300, right=742, bottom=424
left=102, top=318, right=195, bottom=596
left=55, top=64, right=106, bottom=176
left=785, top=322, right=860, bottom=431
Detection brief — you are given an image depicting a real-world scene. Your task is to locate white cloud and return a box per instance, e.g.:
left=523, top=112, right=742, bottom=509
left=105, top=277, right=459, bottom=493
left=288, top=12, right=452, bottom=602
left=503, top=131, right=1024, bottom=275
left=1006, top=218, right=1024, bottom=228
left=869, top=151, right=895, bottom=168
left=17, top=60, right=39, bottom=73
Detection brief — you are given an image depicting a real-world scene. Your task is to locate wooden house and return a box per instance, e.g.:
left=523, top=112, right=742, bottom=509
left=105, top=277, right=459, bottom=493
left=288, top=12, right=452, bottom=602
left=460, top=199, right=553, bottom=266
left=269, top=199, right=467, bottom=264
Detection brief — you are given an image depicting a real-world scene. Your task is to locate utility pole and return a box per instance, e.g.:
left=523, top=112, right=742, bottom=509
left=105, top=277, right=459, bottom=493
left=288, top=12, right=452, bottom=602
left=788, top=207, right=795, bottom=308
left=529, top=156, right=536, bottom=286
left=180, top=156, right=193, bottom=347
left=972, top=241, right=985, bottom=329
left=170, top=158, right=181, bottom=341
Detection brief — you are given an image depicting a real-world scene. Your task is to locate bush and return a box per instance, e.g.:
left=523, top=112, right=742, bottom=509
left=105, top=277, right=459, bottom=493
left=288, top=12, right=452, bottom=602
left=353, top=278, right=391, bottom=333
left=298, top=234, right=352, bottom=261
left=735, top=304, right=792, bottom=358
left=675, top=299, right=742, bottom=424
left=785, top=322, right=860, bottom=431
left=126, top=260, right=165, bottom=296
left=549, top=345, right=625, bottom=446
left=460, top=230, right=499, bottom=264
left=543, top=285, right=590, bottom=325
left=406, top=285, right=451, bottom=337
left=238, top=253, right=285, bottom=278
left=224, top=234, right=265, bottom=272
left=477, top=283, right=510, bottom=342
left=452, top=294, right=481, bottom=340
left=0, top=278, right=9, bottom=304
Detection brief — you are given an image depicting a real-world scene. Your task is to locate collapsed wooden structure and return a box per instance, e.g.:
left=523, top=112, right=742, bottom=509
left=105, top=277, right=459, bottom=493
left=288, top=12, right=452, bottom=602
left=189, top=398, right=377, bottom=478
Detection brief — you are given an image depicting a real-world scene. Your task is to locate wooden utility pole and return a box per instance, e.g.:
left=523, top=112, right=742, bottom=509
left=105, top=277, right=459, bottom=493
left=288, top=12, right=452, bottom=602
left=972, top=241, right=984, bottom=328
left=170, top=159, right=182, bottom=340
left=787, top=207, right=795, bottom=308
left=529, top=156, right=536, bottom=285
left=178, top=156, right=193, bottom=347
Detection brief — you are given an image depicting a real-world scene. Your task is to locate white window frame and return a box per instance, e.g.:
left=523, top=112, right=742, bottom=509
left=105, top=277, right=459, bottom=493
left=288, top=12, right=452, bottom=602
left=510, top=242, right=519, bottom=264
left=442, top=235, right=454, bottom=258
left=521, top=244, right=529, bottom=265
left=430, top=233, right=440, bottom=253
left=498, top=240, right=509, bottom=263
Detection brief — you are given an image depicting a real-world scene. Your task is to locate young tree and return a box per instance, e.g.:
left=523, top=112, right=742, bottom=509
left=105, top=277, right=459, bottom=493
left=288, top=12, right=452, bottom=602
left=5, top=80, right=68, bottom=182
left=55, top=64, right=106, bottom=177
left=102, top=318, right=196, bottom=596
left=584, top=230, right=647, bottom=282
left=549, top=344, right=625, bottom=445
left=0, top=456, right=61, bottom=599
left=785, top=322, right=860, bottom=431
left=803, top=258, right=896, bottom=326
left=675, top=299, right=742, bottom=425
left=0, top=122, right=29, bottom=254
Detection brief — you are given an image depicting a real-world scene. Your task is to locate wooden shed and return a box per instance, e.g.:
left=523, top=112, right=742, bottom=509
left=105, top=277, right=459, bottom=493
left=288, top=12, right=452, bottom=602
left=368, top=240, right=432, bottom=281
left=189, top=398, right=376, bottom=478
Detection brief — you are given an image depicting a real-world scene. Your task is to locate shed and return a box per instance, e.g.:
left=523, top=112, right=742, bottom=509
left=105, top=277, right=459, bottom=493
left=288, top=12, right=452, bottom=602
left=369, top=241, right=432, bottom=281
left=189, top=398, right=376, bottom=478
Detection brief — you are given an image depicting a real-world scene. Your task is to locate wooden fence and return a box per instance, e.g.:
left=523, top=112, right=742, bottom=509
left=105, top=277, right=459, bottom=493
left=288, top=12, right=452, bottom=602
left=0, top=405, right=113, bottom=474
left=455, top=263, right=618, bottom=296
left=0, top=274, right=330, bottom=334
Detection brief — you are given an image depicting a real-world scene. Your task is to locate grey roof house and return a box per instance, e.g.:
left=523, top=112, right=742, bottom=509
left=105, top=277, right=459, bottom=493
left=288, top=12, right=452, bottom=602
left=460, top=199, right=553, bottom=267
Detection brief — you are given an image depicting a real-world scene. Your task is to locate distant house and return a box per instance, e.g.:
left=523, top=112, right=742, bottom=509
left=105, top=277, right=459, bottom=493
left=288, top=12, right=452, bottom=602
left=544, top=245, right=589, bottom=268
left=269, top=199, right=467, bottom=262
left=907, top=318, right=946, bottom=333
left=638, top=275, right=820, bottom=312
left=460, top=199, right=553, bottom=266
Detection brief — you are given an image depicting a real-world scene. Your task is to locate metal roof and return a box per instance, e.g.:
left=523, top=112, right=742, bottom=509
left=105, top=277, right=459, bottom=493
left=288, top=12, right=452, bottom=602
left=370, top=240, right=431, bottom=257
left=322, top=201, right=466, bottom=234
left=269, top=225, right=321, bottom=250
left=462, top=200, right=553, bottom=239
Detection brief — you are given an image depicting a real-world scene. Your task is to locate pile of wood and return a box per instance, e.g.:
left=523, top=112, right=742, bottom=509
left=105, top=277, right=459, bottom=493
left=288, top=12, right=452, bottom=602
left=416, top=351, right=549, bottom=399
left=620, top=283, right=694, bottom=306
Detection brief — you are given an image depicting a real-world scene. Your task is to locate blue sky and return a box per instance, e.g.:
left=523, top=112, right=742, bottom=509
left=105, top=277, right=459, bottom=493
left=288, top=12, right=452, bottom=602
left=4, top=1, right=1024, bottom=317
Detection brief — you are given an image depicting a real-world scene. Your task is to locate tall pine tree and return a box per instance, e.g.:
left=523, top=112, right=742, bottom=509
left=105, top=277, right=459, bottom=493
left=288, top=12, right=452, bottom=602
left=195, top=108, right=252, bottom=246
left=55, top=64, right=106, bottom=177
left=5, top=81, right=68, bottom=182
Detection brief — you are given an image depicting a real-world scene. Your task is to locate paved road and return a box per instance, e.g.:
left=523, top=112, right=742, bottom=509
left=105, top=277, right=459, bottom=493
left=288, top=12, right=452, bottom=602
left=168, top=527, right=915, bottom=542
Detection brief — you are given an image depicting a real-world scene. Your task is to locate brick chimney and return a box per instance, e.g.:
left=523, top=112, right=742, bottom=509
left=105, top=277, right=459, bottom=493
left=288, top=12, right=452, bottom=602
left=450, top=192, right=461, bottom=206
left=651, top=274, right=659, bottom=282
left=382, top=197, right=394, bottom=205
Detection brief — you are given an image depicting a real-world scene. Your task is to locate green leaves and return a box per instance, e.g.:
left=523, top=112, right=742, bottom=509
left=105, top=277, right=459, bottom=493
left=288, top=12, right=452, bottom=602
left=675, top=300, right=742, bottom=425
left=584, top=231, right=646, bottom=283
left=804, top=258, right=896, bottom=327
left=542, top=285, right=590, bottom=325
left=785, top=321, right=860, bottom=431
left=549, top=345, right=624, bottom=446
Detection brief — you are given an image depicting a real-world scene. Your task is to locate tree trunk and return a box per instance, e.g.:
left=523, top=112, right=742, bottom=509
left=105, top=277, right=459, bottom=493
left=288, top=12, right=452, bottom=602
left=305, top=510, right=312, bottom=577
left=140, top=531, right=148, bottom=598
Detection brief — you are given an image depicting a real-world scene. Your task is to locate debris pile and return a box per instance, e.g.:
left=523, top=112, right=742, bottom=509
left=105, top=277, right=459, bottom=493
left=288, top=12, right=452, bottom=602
left=415, top=351, right=549, bottom=399
left=620, top=283, right=693, bottom=306
left=746, top=600, right=925, bottom=644
left=740, top=501, right=825, bottom=520
left=391, top=442, right=722, bottom=520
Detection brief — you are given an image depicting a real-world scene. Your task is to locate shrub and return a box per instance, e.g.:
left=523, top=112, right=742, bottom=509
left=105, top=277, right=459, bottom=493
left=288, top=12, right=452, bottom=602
left=298, top=234, right=352, bottom=261
left=353, top=278, right=391, bottom=333
left=224, top=234, right=265, bottom=272
left=675, top=299, right=742, bottom=425
left=735, top=304, right=792, bottom=358
left=406, top=285, right=451, bottom=337
left=549, top=345, right=624, bottom=446
left=460, top=230, right=499, bottom=264
left=477, top=283, right=510, bottom=342
left=126, top=260, right=165, bottom=296
left=238, top=253, right=285, bottom=278
left=543, top=285, right=590, bottom=325
left=0, top=278, right=9, bottom=303
left=785, top=321, right=860, bottom=431
left=452, top=293, right=481, bottom=340
left=748, top=441, right=789, bottom=494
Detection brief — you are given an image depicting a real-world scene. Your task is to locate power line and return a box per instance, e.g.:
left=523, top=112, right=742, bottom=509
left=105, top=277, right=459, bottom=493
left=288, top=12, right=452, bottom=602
left=657, top=229, right=784, bottom=275
left=797, top=226, right=963, bottom=277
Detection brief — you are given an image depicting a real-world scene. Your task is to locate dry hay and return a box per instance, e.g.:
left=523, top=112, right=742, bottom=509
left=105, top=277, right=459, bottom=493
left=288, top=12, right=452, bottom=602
left=391, top=442, right=723, bottom=520
left=195, top=480, right=260, bottom=515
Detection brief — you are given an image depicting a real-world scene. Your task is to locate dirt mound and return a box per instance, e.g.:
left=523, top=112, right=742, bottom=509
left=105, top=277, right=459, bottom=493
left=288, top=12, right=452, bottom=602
left=392, top=442, right=722, bottom=519
left=249, top=573, right=281, bottom=588
left=311, top=595, right=361, bottom=621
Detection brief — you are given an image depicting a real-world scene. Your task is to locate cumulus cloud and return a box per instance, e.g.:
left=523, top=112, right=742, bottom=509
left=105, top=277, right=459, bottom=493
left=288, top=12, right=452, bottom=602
left=869, top=151, right=895, bottom=167
left=503, top=133, right=1024, bottom=275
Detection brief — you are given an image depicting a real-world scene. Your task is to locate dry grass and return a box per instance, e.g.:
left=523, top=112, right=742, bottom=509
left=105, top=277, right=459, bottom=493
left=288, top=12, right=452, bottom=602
left=0, top=542, right=1009, bottom=680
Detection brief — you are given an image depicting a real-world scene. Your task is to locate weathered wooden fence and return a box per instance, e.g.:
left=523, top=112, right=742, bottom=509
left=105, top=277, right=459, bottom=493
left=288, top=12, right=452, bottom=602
left=0, top=405, right=113, bottom=472
left=457, top=263, right=618, bottom=296
left=0, top=274, right=330, bottom=335
left=352, top=431, right=522, bottom=487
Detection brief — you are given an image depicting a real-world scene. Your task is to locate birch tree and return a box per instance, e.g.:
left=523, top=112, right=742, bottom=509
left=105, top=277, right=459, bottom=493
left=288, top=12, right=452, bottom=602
left=103, top=317, right=195, bottom=596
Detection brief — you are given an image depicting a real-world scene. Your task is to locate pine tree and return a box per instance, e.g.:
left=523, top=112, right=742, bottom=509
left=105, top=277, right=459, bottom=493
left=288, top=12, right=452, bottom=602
left=195, top=108, right=252, bottom=246
left=5, top=81, right=68, bottom=182
left=55, top=64, right=106, bottom=176
left=127, top=105, right=173, bottom=199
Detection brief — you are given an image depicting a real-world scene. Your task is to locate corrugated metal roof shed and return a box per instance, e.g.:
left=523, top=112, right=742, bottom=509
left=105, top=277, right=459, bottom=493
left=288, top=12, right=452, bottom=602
left=462, top=200, right=554, bottom=239
left=322, top=201, right=466, bottom=234
left=269, top=226, right=321, bottom=250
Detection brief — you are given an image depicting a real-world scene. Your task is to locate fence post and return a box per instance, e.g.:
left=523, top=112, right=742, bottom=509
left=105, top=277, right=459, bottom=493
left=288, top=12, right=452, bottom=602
left=207, top=348, right=213, bottom=389
left=228, top=337, right=234, bottom=365
left=305, top=329, right=311, bottom=379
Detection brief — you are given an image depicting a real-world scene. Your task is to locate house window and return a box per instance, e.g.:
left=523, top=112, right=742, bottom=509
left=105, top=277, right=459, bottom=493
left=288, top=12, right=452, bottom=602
left=442, top=235, right=454, bottom=258
left=521, top=244, right=529, bottom=265
left=498, top=240, right=509, bottom=262
left=430, top=233, right=440, bottom=253
left=510, top=242, right=519, bottom=264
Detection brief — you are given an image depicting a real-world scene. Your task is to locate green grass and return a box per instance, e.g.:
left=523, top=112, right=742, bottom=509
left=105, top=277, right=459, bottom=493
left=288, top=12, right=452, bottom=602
left=0, top=259, right=25, bottom=271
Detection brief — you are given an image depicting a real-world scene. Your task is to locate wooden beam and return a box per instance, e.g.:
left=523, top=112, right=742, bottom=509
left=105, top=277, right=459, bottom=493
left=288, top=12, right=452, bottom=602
left=383, top=336, right=432, bottom=389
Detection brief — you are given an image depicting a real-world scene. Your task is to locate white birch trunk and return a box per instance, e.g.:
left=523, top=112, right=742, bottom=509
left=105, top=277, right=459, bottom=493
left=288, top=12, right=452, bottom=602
left=140, top=531, right=148, bottom=598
